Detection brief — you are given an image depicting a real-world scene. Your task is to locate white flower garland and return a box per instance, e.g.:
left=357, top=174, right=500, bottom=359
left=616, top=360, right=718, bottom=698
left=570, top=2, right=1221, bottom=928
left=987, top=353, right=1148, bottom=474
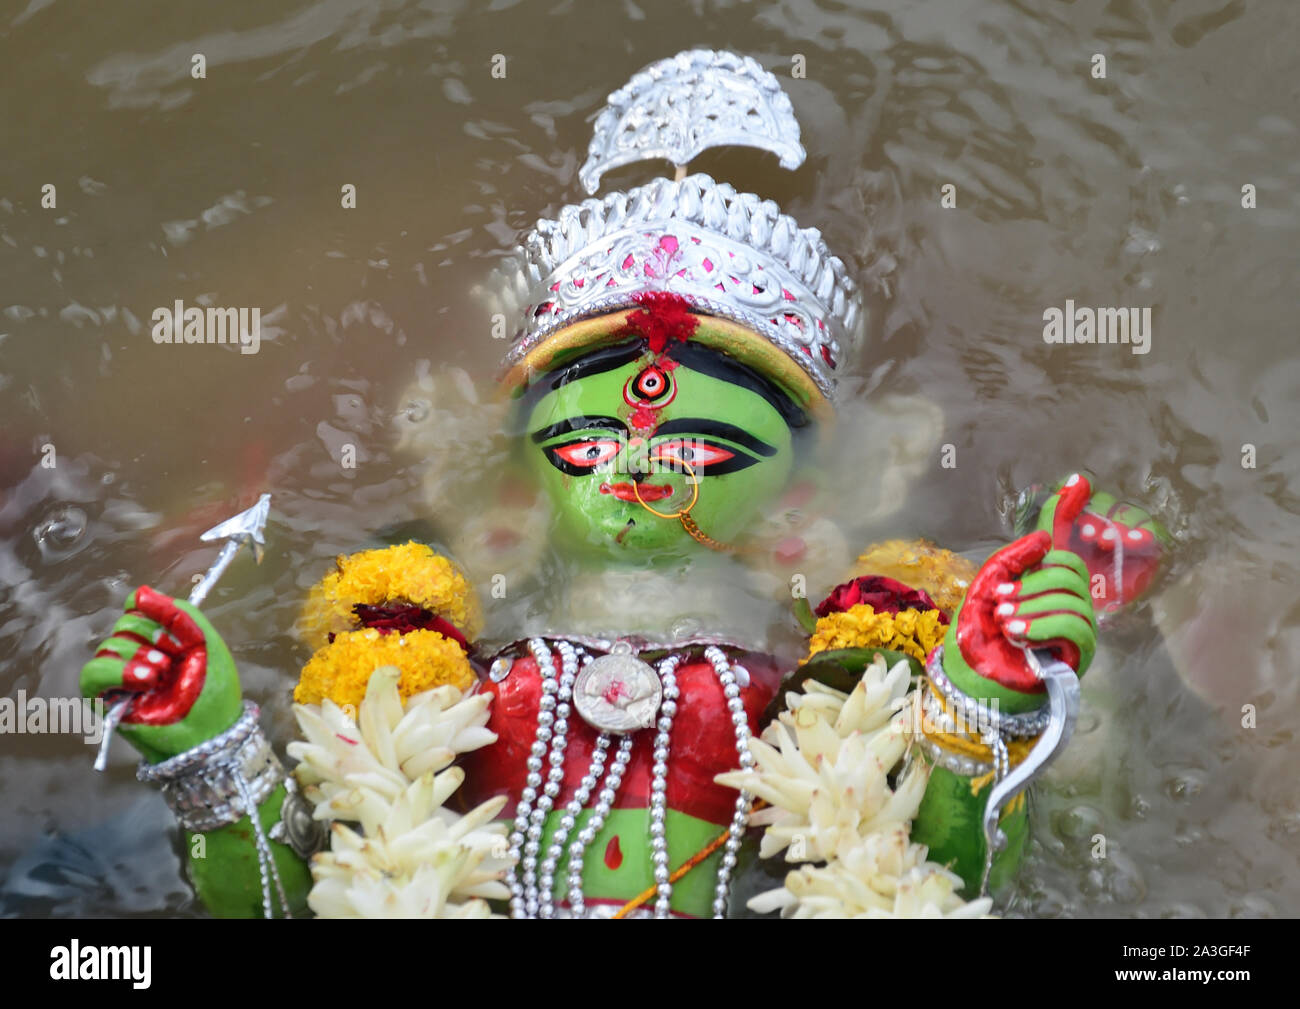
left=716, top=654, right=993, bottom=918
left=286, top=656, right=990, bottom=919
left=287, top=666, right=515, bottom=918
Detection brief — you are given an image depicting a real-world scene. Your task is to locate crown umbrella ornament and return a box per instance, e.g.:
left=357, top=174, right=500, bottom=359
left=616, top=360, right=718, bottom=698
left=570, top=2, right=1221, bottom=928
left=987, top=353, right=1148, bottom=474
left=482, top=49, right=863, bottom=406
left=92, top=493, right=272, bottom=772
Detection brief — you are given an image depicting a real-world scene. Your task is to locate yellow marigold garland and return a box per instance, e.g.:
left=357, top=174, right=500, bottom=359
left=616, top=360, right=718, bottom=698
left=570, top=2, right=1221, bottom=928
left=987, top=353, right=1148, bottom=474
left=805, top=603, right=947, bottom=665
left=298, top=541, right=482, bottom=650
left=851, top=539, right=977, bottom=616
left=294, top=542, right=482, bottom=710
left=294, top=628, right=474, bottom=710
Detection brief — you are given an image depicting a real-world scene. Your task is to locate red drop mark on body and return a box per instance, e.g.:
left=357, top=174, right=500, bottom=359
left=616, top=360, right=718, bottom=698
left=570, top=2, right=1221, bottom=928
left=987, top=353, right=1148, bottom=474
left=604, top=835, right=623, bottom=870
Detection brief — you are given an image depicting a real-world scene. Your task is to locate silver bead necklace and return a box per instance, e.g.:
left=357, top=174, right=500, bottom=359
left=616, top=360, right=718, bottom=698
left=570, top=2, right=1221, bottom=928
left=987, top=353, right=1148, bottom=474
left=564, top=733, right=634, bottom=917
left=648, top=653, right=681, bottom=917
left=505, top=638, right=756, bottom=919
left=508, top=637, right=573, bottom=918
left=703, top=645, right=756, bottom=918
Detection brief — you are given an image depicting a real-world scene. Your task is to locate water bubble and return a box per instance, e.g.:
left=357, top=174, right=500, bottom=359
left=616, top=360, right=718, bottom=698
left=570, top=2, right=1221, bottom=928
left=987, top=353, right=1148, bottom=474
left=1054, top=803, right=1104, bottom=843
left=1164, top=767, right=1206, bottom=801
left=33, top=506, right=87, bottom=557
left=1079, top=865, right=1108, bottom=899
left=1175, top=824, right=1205, bottom=848
left=335, top=393, right=367, bottom=422
left=1130, top=794, right=1151, bottom=819
left=1106, top=852, right=1146, bottom=904
left=670, top=617, right=703, bottom=639
left=1037, top=831, right=1067, bottom=859
left=1123, top=225, right=1161, bottom=257
left=1026, top=883, right=1068, bottom=918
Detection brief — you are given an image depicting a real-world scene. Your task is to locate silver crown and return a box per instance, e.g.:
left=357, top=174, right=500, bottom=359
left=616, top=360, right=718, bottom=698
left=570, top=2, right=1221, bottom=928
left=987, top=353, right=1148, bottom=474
left=579, top=49, right=806, bottom=194
left=494, top=50, right=862, bottom=400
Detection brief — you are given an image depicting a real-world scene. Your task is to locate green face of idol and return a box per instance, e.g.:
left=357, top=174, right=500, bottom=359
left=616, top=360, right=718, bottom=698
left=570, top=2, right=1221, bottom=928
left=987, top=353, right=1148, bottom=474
left=520, top=340, right=806, bottom=563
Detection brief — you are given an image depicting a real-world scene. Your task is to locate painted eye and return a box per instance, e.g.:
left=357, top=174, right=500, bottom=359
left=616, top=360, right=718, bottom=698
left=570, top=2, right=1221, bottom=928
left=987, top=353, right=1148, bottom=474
left=637, top=369, right=665, bottom=397
left=653, top=439, right=736, bottom=469
left=624, top=365, right=675, bottom=405
left=551, top=439, right=620, bottom=468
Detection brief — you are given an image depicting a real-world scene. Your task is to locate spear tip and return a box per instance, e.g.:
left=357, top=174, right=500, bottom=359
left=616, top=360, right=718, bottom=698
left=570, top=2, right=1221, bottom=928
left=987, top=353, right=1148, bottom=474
left=199, top=492, right=271, bottom=547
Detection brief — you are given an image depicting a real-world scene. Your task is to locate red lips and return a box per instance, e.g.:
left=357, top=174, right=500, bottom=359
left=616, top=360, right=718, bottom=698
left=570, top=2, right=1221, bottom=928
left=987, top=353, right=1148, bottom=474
left=599, top=481, right=673, bottom=502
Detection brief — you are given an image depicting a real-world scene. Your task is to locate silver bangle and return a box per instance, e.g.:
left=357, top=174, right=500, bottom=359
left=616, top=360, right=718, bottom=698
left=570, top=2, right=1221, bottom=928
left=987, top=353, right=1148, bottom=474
left=137, top=701, right=284, bottom=834
left=925, top=645, right=1050, bottom=739
left=916, top=733, right=993, bottom=779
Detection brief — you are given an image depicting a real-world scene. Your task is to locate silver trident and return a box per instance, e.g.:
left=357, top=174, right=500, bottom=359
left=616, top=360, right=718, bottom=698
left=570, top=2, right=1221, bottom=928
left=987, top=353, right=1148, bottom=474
left=978, top=647, right=1081, bottom=896
left=93, top=494, right=271, bottom=771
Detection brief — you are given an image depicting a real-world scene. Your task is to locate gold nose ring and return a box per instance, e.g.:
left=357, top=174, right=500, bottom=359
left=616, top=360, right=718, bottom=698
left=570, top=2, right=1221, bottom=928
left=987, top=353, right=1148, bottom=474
left=630, top=456, right=700, bottom=519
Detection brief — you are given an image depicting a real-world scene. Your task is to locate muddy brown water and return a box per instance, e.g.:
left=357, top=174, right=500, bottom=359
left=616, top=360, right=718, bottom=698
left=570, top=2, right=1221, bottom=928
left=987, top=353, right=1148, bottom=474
left=2, top=0, right=1298, bottom=917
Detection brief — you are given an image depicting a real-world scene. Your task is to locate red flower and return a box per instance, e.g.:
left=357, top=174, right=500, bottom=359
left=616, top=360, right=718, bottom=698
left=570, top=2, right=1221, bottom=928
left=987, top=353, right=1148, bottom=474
left=616, top=292, right=699, bottom=355
left=336, top=603, right=470, bottom=651
left=814, top=576, right=948, bottom=622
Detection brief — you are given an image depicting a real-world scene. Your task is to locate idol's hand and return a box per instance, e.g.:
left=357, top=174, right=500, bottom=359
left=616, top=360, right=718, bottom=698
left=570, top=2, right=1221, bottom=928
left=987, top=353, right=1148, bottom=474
left=81, top=586, right=242, bottom=763
left=943, top=531, right=1097, bottom=699
left=1036, top=472, right=1169, bottom=613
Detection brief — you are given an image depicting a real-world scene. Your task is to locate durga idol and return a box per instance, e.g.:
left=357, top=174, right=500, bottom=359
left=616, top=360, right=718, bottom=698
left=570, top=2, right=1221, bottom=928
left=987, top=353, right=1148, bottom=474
left=81, top=50, right=1168, bottom=919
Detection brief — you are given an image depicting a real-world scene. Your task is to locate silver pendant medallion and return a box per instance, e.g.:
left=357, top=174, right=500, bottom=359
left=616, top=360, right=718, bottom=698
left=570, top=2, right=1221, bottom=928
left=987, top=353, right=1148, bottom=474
left=573, top=641, right=662, bottom=734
